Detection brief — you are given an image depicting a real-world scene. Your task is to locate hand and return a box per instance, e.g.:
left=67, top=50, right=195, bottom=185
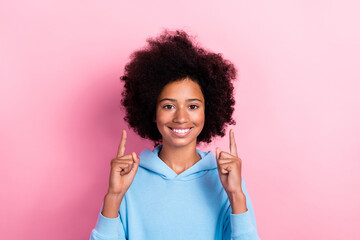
left=215, top=129, right=244, bottom=196
left=107, top=129, right=140, bottom=196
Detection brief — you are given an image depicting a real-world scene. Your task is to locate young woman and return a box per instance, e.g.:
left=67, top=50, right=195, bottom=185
left=90, top=29, right=260, bottom=240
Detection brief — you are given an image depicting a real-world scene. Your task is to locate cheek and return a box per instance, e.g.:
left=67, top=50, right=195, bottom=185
left=155, top=117, right=166, bottom=135
left=155, top=109, right=170, bottom=130
left=194, top=110, right=205, bottom=126
left=155, top=110, right=166, bottom=123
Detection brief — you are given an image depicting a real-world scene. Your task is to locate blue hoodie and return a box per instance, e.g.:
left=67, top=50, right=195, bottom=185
left=90, top=145, right=260, bottom=240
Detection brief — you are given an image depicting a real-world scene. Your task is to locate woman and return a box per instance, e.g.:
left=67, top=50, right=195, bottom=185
left=90, top=29, right=260, bottom=240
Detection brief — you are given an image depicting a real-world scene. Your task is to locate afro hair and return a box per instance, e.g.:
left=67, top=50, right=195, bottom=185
left=120, top=29, right=237, bottom=146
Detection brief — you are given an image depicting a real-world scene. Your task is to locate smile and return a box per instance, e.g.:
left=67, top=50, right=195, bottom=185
left=168, top=127, right=193, bottom=137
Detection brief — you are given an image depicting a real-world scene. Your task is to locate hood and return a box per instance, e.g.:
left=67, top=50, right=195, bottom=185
left=138, top=145, right=218, bottom=181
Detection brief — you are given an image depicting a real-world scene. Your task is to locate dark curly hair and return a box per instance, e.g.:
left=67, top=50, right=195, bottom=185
left=120, top=29, right=237, bottom=146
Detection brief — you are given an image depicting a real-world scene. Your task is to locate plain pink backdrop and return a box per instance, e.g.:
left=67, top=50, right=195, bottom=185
left=1, top=0, right=359, bottom=239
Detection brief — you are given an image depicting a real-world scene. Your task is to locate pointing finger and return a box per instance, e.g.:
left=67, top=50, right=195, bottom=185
left=117, top=129, right=127, bottom=158
left=229, top=129, right=238, bottom=157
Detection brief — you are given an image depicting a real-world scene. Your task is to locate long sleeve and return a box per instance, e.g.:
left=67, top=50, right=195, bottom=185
left=223, top=177, right=261, bottom=240
left=89, top=202, right=127, bottom=240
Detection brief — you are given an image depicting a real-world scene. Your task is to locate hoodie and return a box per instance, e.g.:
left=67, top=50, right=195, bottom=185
left=90, top=145, right=260, bottom=240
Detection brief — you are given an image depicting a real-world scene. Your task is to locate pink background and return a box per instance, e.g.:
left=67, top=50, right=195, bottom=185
left=1, top=0, right=359, bottom=239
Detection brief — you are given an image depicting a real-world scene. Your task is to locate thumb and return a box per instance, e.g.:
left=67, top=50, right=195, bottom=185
left=131, top=152, right=140, bottom=169
left=215, top=147, right=221, bottom=160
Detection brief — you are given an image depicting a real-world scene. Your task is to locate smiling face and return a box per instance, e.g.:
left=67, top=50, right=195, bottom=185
left=154, top=77, right=205, bottom=149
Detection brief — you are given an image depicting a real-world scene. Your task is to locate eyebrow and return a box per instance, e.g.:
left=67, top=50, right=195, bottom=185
left=159, top=98, right=203, bottom=103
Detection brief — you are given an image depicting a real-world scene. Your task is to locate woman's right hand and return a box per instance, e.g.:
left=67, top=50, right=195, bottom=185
left=107, top=129, right=140, bottom=196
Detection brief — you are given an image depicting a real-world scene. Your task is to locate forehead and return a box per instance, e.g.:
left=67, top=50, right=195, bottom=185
left=157, top=78, right=204, bottom=101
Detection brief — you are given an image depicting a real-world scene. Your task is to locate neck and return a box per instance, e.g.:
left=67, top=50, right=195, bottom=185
left=158, top=140, right=201, bottom=175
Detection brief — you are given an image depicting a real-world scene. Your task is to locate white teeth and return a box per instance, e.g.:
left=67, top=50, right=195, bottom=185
left=172, top=128, right=190, bottom=133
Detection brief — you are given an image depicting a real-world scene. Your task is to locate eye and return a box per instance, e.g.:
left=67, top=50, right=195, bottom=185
left=163, top=104, right=174, bottom=109
left=189, top=105, right=199, bottom=110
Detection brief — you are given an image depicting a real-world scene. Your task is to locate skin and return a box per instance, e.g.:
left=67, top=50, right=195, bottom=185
left=154, top=78, right=205, bottom=175
left=101, top=77, right=247, bottom=218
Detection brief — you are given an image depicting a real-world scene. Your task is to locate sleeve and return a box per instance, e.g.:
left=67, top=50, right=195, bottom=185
left=223, top=177, right=261, bottom=240
left=89, top=201, right=127, bottom=240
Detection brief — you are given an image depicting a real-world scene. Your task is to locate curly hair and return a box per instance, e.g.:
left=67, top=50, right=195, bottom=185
left=120, top=29, right=237, bottom=146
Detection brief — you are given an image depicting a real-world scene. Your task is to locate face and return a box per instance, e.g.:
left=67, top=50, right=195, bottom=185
left=154, top=78, right=205, bottom=148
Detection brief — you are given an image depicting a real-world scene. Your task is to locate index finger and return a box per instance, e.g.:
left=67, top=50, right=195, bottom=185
left=229, top=129, right=238, bottom=157
left=117, top=129, right=127, bottom=158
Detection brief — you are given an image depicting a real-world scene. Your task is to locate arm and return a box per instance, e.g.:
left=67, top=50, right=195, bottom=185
left=89, top=194, right=127, bottom=240
left=90, top=130, right=138, bottom=240
left=223, top=177, right=260, bottom=240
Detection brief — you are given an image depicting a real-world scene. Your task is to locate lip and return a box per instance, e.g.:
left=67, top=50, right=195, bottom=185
left=168, top=127, right=193, bottom=137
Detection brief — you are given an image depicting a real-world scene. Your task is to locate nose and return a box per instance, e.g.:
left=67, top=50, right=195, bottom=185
left=173, top=106, right=189, bottom=123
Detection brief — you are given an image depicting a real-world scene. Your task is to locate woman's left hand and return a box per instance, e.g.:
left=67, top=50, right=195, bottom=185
left=215, top=129, right=244, bottom=197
